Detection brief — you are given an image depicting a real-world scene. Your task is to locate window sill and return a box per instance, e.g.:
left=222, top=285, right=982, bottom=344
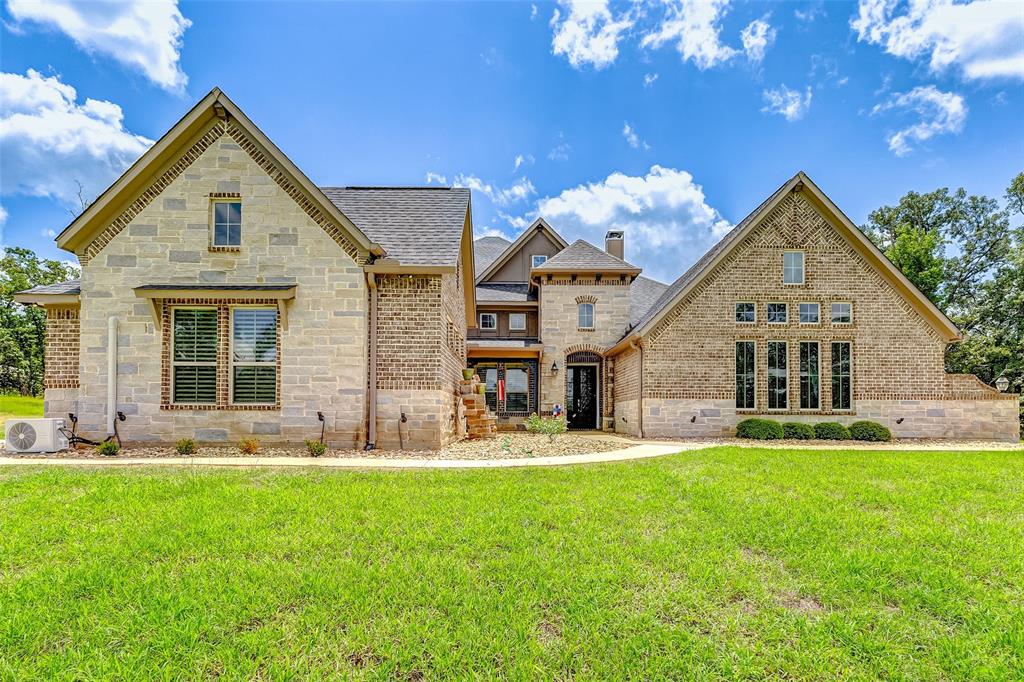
left=162, top=403, right=281, bottom=411
left=209, top=246, right=241, bottom=253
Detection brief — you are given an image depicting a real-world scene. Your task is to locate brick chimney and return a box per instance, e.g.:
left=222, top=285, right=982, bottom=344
left=605, top=229, right=624, bottom=260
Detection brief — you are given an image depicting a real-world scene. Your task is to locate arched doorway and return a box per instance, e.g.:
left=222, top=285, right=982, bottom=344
left=565, top=350, right=602, bottom=430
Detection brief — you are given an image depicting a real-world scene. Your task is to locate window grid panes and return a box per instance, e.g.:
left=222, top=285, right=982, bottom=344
left=799, top=342, right=820, bottom=410
left=479, top=313, right=497, bottom=330
left=505, top=365, right=529, bottom=412
left=832, top=342, right=852, bottom=410
left=231, top=309, right=277, bottom=404
left=479, top=364, right=498, bottom=411
left=531, top=255, right=547, bottom=268
left=578, top=303, right=594, bottom=329
left=768, top=341, right=788, bottom=410
left=172, top=308, right=218, bottom=404
left=767, top=303, right=788, bottom=324
left=213, top=201, right=241, bottom=246
left=509, top=313, right=526, bottom=331
left=735, top=341, right=755, bottom=409
left=799, top=302, right=819, bottom=324
left=783, top=251, right=804, bottom=284
left=735, top=302, right=755, bottom=323
left=831, top=302, right=852, bottom=324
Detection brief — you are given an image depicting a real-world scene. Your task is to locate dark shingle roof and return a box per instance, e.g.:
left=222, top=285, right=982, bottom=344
left=628, top=176, right=792, bottom=335
left=134, top=284, right=295, bottom=291
left=535, top=239, right=639, bottom=272
left=475, top=283, right=535, bottom=303
left=319, top=187, right=469, bottom=266
left=629, top=276, right=668, bottom=327
left=474, top=235, right=511, bottom=274
left=16, top=279, right=81, bottom=295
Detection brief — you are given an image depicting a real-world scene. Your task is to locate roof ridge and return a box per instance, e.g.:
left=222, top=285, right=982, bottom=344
left=320, top=186, right=463, bottom=191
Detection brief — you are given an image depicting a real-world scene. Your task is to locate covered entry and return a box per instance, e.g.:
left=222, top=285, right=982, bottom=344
left=565, top=351, right=601, bottom=430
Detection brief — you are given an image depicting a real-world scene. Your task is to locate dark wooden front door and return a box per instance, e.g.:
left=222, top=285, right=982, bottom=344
left=566, top=365, right=598, bottom=430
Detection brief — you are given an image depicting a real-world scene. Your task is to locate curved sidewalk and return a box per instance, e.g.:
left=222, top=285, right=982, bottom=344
left=0, top=442, right=700, bottom=470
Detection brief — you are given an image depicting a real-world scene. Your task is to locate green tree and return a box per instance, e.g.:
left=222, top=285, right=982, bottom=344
left=0, top=246, right=79, bottom=395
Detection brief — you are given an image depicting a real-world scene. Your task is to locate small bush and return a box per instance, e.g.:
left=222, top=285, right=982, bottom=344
left=524, top=413, right=568, bottom=443
left=304, top=439, right=327, bottom=457
left=736, top=418, right=784, bottom=440
left=96, top=440, right=120, bottom=456
left=783, top=422, right=815, bottom=440
left=850, top=420, right=892, bottom=442
left=238, top=438, right=260, bottom=455
left=175, top=438, right=197, bottom=456
left=814, top=422, right=851, bottom=440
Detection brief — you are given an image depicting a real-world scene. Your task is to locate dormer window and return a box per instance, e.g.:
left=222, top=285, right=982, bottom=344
left=213, top=201, right=242, bottom=247
left=783, top=251, right=804, bottom=285
left=531, top=255, right=548, bottom=268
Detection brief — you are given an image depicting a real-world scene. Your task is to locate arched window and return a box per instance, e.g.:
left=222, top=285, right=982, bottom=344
left=577, top=302, right=594, bottom=329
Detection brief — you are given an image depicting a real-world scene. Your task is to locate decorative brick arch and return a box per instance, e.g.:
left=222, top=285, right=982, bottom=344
left=563, top=343, right=605, bottom=358
left=575, top=294, right=598, bottom=305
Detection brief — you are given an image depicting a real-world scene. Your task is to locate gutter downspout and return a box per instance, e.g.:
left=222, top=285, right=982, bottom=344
left=365, top=272, right=378, bottom=450
left=107, top=316, right=118, bottom=436
left=629, top=338, right=644, bottom=439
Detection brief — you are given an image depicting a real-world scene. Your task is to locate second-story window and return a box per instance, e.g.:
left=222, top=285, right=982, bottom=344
left=767, top=302, right=788, bottom=324
left=479, top=313, right=497, bottom=330
left=578, top=303, right=594, bottom=329
left=213, top=201, right=242, bottom=247
left=783, top=251, right=804, bottom=284
left=509, top=313, right=526, bottom=331
left=531, top=255, right=547, bottom=268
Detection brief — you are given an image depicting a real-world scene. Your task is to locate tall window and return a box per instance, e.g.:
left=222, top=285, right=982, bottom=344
left=767, top=303, right=788, bottom=324
left=509, top=313, right=526, bottom=331
left=831, top=302, right=852, bottom=324
left=735, top=341, right=755, bottom=409
left=172, top=309, right=218, bottom=404
left=478, top=364, right=498, bottom=411
left=767, top=341, right=788, bottom=409
left=531, top=255, right=548, bottom=268
left=578, top=302, right=594, bottom=329
left=783, top=251, right=804, bottom=284
left=213, top=201, right=242, bottom=246
left=735, top=302, right=755, bottom=323
left=831, top=342, right=852, bottom=410
left=799, top=342, right=820, bottom=410
left=799, top=302, right=819, bottom=324
left=505, top=364, right=529, bottom=412
left=231, top=309, right=277, bottom=404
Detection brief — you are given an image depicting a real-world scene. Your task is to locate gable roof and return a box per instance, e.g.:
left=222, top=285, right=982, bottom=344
left=320, top=187, right=469, bottom=267
left=55, top=88, right=384, bottom=260
left=532, top=239, right=641, bottom=275
left=475, top=217, right=568, bottom=284
left=629, top=275, right=668, bottom=327
left=474, top=235, right=512, bottom=274
left=475, top=282, right=536, bottom=303
left=619, top=171, right=961, bottom=348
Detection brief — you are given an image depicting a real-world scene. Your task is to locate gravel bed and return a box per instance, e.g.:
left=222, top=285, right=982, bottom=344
left=12, top=433, right=627, bottom=461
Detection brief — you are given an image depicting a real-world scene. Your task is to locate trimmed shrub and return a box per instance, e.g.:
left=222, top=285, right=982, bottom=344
left=736, top=418, right=784, bottom=440
left=783, top=422, right=815, bottom=440
left=305, top=439, right=327, bottom=457
left=525, top=414, right=568, bottom=443
left=175, top=438, right=197, bottom=456
left=96, top=440, right=120, bottom=456
left=814, top=422, right=851, bottom=440
left=238, top=438, right=260, bottom=455
left=850, top=420, right=892, bottom=442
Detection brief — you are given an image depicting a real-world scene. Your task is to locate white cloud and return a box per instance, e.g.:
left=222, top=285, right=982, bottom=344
left=761, top=84, right=813, bottom=121
left=454, top=174, right=536, bottom=207
left=425, top=171, right=448, bottom=185
left=852, top=0, right=1024, bottom=81
left=6, top=0, right=191, bottom=92
left=0, top=69, right=154, bottom=206
left=536, top=166, right=731, bottom=281
left=641, top=0, right=738, bottom=70
left=530, top=3, right=538, bottom=21
left=740, top=17, right=776, bottom=63
left=871, top=85, right=967, bottom=156
left=513, top=153, right=534, bottom=172
left=794, top=3, right=825, bottom=23
left=476, top=226, right=514, bottom=240
left=550, top=0, right=636, bottom=70
left=622, top=122, right=650, bottom=150
left=643, top=72, right=659, bottom=87
left=548, top=133, right=571, bottom=161
left=0, top=204, right=7, bottom=244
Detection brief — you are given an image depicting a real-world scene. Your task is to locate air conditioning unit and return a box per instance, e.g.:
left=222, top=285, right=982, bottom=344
left=4, top=418, right=69, bottom=454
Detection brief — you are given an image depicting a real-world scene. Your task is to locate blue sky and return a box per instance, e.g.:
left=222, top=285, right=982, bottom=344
left=1, top=0, right=1022, bottom=282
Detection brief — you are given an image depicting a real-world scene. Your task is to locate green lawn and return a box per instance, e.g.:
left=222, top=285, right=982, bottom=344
left=0, top=395, right=43, bottom=433
left=1, top=448, right=1022, bottom=680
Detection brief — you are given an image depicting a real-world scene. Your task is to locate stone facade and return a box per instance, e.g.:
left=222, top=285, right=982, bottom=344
left=65, top=120, right=371, bottom=446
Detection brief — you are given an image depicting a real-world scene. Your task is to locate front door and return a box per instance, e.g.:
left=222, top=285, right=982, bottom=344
left=566, top=365, right=598, bottom=430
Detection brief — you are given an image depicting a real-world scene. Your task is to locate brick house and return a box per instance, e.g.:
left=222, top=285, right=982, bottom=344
left=17, top=89, right=1019, bottom=445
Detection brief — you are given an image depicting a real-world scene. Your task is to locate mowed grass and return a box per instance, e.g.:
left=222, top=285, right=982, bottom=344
left=1, top=448, right=1022, bottom=680
left=0, top=395, right=43, bottom=433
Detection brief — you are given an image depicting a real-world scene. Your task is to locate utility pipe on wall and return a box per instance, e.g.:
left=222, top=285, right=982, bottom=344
left=630, top=338, right=644, bottom=439
left=365, top=272, right=378, bottom=450
left=107, top=315, right=118, bottom=436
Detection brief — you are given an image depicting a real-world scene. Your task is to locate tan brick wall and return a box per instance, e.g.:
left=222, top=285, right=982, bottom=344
left=611, top=344, right=640, bottom=435
left=538, top=276, right=631, bottom=417
left=74, top=120, right=369, bottom=446
left=44, top=305, right=80, bottom=389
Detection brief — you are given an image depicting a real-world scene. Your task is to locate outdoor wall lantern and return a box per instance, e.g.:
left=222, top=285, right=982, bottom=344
left=551, top=361, right=559, bottom=374
left=996, top=375, right=1010, bottom=392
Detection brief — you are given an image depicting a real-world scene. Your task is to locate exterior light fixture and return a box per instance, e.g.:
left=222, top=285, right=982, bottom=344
left=551, top=361, right=559, bottom=374
left=996, top=375, right=1010, bottom=392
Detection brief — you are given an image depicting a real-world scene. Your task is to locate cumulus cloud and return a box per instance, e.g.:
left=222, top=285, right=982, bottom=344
left=740, top=17, right=776, bottom=63
left=852, top=0, right=1024, bottom=81
left=550, top=0, right=635, bottom=70
left=641, top=0, right=738, bottom=69
left=476, top=226, right=514, bottom=240
left=453, top=174, right=537, bottom=207
left=871, top=85, right=967, bottom=156
left=535, top=166, right=731, bottom=281
left=761, top=84, right=813, bottom=121
left=643, top=72, right=659, bottom=87
left=6, top=0, right=191, bottom=92
left=513, top=153, right=534, bottom=172
left=0, top=69, right=154, bottom=206
left=622, top=122, right=649, bottom=150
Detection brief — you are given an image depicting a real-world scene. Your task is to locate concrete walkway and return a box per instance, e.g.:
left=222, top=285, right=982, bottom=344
left=0, top=442, right=703, bottom=470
